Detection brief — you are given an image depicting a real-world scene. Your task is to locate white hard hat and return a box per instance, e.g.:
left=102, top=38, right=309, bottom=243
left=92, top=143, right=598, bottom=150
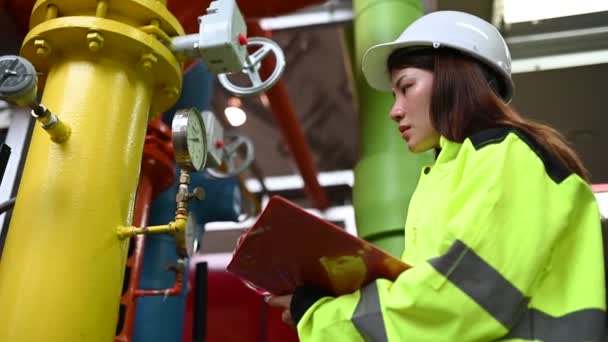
left=361, top=11, right=514, bottom=101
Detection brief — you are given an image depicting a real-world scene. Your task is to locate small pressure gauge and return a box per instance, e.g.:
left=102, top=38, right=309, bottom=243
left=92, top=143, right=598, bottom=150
left=172, top=108, right=208, bottom=171
left=0, top=55, right=38, bottom=106
left=184, top=211, right=203, bottom=257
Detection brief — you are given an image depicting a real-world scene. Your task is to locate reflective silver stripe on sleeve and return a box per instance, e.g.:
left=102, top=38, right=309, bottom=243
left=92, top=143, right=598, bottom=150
left=429, top=239, right=529, bottom=327
left=352, top=281, right=388, bottom=342
left=430, top=239, right=606, bottom=341
left=504, top=308, right=606, bottom=341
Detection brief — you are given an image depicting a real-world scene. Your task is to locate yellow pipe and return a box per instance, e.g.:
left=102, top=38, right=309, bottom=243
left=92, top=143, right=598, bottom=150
left=117, top=214, right=188, bottom=239
left=0, top=1, right=184, bottom=340
left=0, top=54, right=152, bottom=342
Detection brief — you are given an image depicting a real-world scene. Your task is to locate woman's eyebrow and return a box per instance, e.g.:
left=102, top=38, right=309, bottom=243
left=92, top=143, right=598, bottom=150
left=394, top=74, right=411, bottom=88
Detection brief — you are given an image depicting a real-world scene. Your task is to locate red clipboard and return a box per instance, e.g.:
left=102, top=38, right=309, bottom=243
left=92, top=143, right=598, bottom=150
left=227, top=196, right=410, bottom=296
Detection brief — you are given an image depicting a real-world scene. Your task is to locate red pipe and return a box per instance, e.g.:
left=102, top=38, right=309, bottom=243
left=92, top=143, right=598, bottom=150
left=248, top=22, right=329, bottom=210
left=115, top=176, right=154, bottom=342
left=133, top=268, right=184, bottom=297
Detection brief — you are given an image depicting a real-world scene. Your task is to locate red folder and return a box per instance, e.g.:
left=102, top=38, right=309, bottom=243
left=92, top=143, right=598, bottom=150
left=227, top=196, right=410, bottom=296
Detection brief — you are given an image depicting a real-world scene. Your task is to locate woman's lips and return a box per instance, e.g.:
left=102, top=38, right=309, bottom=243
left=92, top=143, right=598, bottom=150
left=399, top=126, right=411, bottom=140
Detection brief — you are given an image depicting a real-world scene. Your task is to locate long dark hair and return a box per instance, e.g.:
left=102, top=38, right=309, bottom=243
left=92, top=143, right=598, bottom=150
left=388, top=48, right=590, bottom=182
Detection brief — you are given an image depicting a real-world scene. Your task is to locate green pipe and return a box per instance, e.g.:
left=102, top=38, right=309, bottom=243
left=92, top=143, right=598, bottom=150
left=352, top=0, right=434, bottom=257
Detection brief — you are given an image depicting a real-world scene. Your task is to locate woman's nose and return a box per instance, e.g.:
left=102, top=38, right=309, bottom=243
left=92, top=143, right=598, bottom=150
left=389, top=105, right=405, bottom=123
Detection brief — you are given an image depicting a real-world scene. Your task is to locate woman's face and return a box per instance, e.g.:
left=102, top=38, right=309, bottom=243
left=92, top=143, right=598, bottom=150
left=389, top=67, right=440, bottom=153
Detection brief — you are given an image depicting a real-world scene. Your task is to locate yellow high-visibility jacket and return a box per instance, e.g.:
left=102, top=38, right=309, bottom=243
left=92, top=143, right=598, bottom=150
left=290, top=127, right=606, bottom=341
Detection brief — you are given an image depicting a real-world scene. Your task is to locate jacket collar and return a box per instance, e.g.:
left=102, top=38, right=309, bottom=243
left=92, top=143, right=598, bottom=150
left=435, top=136, right=462, bottom=165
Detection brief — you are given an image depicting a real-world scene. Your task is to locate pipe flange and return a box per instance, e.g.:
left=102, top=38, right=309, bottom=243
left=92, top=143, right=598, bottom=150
left=21, top=17, right=183, bottom=117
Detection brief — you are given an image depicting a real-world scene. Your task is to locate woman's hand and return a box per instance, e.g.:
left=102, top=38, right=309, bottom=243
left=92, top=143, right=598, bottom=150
left=266, top=294, right=295, bottom=328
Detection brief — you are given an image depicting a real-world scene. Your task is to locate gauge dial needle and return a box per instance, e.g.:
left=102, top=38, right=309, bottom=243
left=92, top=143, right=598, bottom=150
left=0, top=69, right=15, bottom=83
left=1, top=59, right=20, bottom=84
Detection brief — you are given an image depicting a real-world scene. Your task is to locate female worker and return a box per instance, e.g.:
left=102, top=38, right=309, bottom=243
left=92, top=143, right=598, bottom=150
left=268, top=11, right=605, bottom=341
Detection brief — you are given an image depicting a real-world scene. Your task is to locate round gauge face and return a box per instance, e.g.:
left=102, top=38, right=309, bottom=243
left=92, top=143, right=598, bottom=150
left=172, top=108, right=208, bottom=171
left=0, top=56, right=37, bottom=102
left=184, top=211, right=202, bottom=257
left=186, top=110, right=207, bottom=171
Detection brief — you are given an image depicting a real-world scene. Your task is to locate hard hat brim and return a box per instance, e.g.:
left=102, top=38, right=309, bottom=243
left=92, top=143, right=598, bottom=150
left=361, top=40, right=434, bottom=92
left=361, top=40, right=515, bottom=101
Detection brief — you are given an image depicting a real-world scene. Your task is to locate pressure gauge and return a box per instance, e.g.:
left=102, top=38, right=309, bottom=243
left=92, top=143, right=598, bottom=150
left=172, top=108, right=208, bottom=171
left=0, top=55, right=38, bottom=106
left=184, top=211, right=203, bottom=257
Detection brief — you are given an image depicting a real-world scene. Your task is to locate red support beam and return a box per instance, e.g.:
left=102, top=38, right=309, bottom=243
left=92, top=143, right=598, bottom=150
left=248, top=22, right=329, bottom=210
